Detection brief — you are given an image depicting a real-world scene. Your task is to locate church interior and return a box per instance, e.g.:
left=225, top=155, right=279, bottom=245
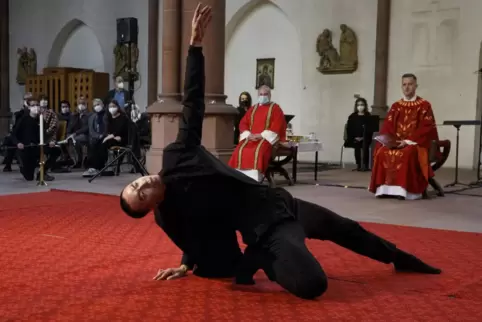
left=0, top=0, right=481, bottom=320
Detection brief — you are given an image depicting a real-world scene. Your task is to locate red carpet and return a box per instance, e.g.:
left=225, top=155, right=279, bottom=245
left=0, top=190, right=481, bottom=321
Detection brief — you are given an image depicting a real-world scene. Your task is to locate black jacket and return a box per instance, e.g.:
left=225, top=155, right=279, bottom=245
left=154, top=46, right=294, bottom=274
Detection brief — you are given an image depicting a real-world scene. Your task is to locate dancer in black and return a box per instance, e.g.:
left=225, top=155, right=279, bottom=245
left=120, top=3, right=441, bottom=300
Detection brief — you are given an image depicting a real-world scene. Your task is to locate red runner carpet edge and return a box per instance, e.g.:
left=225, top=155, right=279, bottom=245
left=0, top=190, right=481, bottom=321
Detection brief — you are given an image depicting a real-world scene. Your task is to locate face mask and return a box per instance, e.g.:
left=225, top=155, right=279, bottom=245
left=94, top=105, right=103, bottom=113
left=258, top=95, right=269, bottom=105
left=78, top=104, right=86, bottom=111
left=117, top=82, right=124, bottom=89
left=61, top=107, right=70, bottom=114
left=40, top=100, right=48, bottom=107
left=109, top=107, right=118, bottom=115
left=356, top=105, right=365, bottom=113
left=29, top=106, right=39, bottom=115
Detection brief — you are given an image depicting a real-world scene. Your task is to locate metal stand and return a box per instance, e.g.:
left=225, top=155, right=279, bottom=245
left=445, top=125, right=470, bottom=188
left=88, top=147, right=148, bottom=183
left=37, top=144, right=47, bottom=186
left=469, top=118, right=482, bottom=187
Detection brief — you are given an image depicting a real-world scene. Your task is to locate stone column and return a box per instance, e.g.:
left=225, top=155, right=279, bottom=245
left=146, top=0, right=183, bottom=173
left=180, top=0, right=236, bottom=161
left=147, top=0, right=160, bottom=106
left=0, top=0, right=10, bottom=138
left=371, top=0, right=391, bottom=120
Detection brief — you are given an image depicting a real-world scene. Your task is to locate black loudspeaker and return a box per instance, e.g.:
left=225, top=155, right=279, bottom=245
left=116, top=17, right=138, bottom=44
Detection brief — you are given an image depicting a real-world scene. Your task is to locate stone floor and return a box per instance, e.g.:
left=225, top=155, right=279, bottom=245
left=1, top=162, right=481, bottom=233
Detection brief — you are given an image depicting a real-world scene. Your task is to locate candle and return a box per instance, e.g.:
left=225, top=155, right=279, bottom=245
left=39, top=113, right=44, bottom=145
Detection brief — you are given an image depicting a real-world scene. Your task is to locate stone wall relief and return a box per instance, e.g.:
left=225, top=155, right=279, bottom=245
left=16, top=47, right=37, bottom=85
left=113, top=43, right=139, bottom=81
left=410, top=1, right=459, bottom=70
left=316, top=24, right=358, bottom=74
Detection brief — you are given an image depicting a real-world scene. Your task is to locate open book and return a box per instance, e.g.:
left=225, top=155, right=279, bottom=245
left=374, top=134, right=397, bottom=149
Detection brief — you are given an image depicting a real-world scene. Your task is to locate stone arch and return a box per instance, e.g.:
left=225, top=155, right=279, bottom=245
left=47, top=19, right=106, bottom=70
left=224, top=0, right=303, bottom=130
left=226, top=0, right=299, bottom=49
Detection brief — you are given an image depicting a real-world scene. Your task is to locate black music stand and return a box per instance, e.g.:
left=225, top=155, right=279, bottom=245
left=443, top=120, right=481, bottom=187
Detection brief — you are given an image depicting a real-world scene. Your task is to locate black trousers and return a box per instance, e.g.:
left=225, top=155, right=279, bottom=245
left=242, top=198, right=398, bottom=299
left=353, top=140, right=370, bottom=167
left=87, top=138, right=122, bottom=170
left=18, top=146, right=61, bottom=181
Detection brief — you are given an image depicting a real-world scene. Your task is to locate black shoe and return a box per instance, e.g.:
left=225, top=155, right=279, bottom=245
left=394, top=250, right=441, bottom=274
left=352, top=166, right=361, bottom=172
left=3, top=165, right=12, bottom=172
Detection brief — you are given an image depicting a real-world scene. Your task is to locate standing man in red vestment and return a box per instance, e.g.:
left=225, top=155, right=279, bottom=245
left=369, top=74, right=439, bottom=200
left=228, top=85, right=287, bottom=182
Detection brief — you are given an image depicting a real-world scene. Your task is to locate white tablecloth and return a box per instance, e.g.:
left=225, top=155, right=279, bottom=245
left=295, top=141, right=323, bottom=153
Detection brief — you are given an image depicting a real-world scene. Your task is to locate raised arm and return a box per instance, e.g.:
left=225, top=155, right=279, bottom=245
left=176, top=4, right=212, bottom=146
left=176, top=46, right=205, bottom=146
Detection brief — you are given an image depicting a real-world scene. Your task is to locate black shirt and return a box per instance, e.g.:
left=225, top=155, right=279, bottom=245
left=11, top=115, right=45, bottom=145
left=106, top=113, right=129, bottom=145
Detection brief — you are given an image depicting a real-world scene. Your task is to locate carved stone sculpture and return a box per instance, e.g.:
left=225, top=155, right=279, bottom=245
left=113, top=43, right=139, bottom=81
left=316, top=25, right=358, bottom=74
left=16, top=47, right=37, bottom=85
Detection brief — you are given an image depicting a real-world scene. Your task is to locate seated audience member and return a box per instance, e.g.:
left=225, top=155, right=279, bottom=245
left=234, top=91, right=252, bottom=145
left=39, top=95, right=59, bottom=142
left=3, top=92, right=32, bottom=172
left=82, top=99, right=107, bottom=177
left=228, top=85, right=287, bottom=182
left=369, top=73, right=439, bottom=200
left=67, top=96, right=90, bottom=167
left=84, top=99, right=129, bottom=177
left=344, top=97, right=372, bottom=171
left=10, top=96, right=60, bottom=181
left=58, top=100, right=71, bottom=125
left=104, top=76, right=128, bottom=110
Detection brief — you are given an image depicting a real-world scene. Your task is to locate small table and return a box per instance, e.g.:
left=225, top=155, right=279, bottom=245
left=291, top=141, right=323, bottom=183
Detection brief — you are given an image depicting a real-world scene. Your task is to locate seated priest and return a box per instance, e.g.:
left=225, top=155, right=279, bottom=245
left=228, top=85, right=287, bottom=182
left=369, top=73, right=439, bottom=200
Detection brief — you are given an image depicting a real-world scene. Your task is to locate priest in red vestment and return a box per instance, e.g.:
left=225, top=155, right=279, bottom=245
left=369, top=73, right=439, bottom=200
left=228, top=85, right=287, bottom=182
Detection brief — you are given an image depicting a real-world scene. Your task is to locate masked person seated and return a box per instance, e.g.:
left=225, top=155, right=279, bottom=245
left=344, top=97, right=373, bottom=171
left=234, top=91, right=252, bottom=145
left=10, top=96, right=61, bottom=181
left=58, top=100, right=71, bottom=125
left=84, top=99, right=129, bottom=177
left=3, top=93, right=33, bottom=172
left=67, top=96, right=91, bottom=167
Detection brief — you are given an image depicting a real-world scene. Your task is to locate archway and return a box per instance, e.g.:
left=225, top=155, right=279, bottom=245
left=47, top=19, right=105, bottom=71
left=225, top=0, right=303, bottom=131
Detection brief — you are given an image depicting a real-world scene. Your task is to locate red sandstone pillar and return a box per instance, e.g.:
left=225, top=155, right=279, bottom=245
left=180, top=0, right=236, bottom=161
left=0, top=0, right=10, bottom=137
left=372, top=0, right=391, bottom=119
left=146, top=0, right=183, bottom=173
left=147, top=0, right=160, bottom=106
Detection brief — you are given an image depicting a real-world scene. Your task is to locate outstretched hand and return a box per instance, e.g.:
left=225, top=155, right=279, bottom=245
left=190, top=3, right=213, bottom=46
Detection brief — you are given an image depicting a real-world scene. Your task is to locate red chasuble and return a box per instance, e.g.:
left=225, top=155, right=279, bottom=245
left=369, top=97, right=439, bottom=197
left=228, top=102, right=286, bottom=173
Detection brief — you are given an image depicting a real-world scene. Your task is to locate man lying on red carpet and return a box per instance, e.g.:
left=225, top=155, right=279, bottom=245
left=119, top=3, right=441, bottom=300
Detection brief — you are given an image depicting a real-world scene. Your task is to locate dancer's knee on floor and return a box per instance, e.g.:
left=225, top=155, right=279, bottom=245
left=292, top=274, right=328, bottom=300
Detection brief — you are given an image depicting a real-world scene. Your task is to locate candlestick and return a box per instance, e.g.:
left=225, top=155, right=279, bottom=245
left=39, top=114, right=44, bottom=145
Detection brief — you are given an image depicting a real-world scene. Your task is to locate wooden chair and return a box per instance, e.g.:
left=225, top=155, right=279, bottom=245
left=264, top=143, right=297, bottom=188
left=427, top=139, right=451, bottom=196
